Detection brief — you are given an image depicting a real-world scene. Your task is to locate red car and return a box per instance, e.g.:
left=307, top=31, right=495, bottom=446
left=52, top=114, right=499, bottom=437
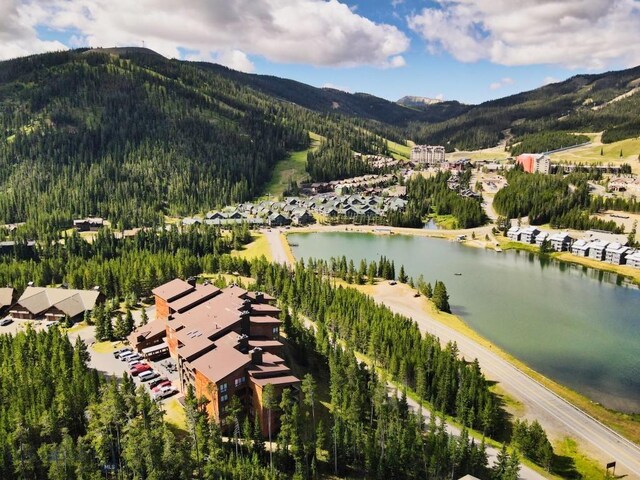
left=129, top=363, right=151, bottom=376
left=152, top=380, right=172, bottom=393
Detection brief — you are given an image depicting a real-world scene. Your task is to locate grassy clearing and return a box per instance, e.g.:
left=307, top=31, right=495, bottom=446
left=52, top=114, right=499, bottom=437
left=431, top=214, right=458, bottom=229
left=552, top=437, right=606, bottom=479
left=162, top=397, right=187, bottom=430
left=231, top=233, right=272, bottom=261
left=263, top=148, right=310, bottom=198
left=91, top=340, right=124, bottom=354
left=550, top=136, right=640, bottom=172
left=387, top=139, right=411, bottom=159
left=262, top=131, right=323, bottom=198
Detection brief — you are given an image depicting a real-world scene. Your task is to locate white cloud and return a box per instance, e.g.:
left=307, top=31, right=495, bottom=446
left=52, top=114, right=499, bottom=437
left=542, top=76, right=559, bottom=86
left=215, top=50, right=255, bottom=73
left=2, top=0, right=409, bottom=69
left=0, top=0, right=67, bottom=60
left=408, top=0, right=640, bottom=69
left=435, top=93, right=444, bottom=101
left=489, top=77, right=514, bottom=90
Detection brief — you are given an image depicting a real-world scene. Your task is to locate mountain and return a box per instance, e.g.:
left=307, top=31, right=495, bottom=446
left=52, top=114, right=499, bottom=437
left=397, top=95, right=444, bottom=108
left=0, top=48, right=403, bottom=231
left=190, top=62, right=468, bottom=126
left=409, top=66, right=640, bottom=150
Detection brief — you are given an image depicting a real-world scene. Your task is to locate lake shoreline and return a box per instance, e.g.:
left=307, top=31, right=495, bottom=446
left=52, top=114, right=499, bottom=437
left=281, top=227, right=640, bottom=448
left=279, top=223, right=640, bottom=285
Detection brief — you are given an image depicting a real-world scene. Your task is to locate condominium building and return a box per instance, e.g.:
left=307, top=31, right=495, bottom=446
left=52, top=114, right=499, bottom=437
left=410, top=145, right=445, bottom=165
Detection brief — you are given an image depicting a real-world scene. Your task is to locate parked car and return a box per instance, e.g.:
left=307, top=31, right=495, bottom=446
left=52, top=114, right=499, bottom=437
left=152, top=380, right=172, bottom=393
left=129, top=363, right=151, bottom=376
left=114, top=348, right=132, bottom=359
left=120, top=351, right=136, bottom=361
left=148, top=377, right=169, bottom=389
left=152, top=386, right=177, bottom=400
left=128, top=359, right=142, bottom=367
left=45, top=321, right=59, bottom=328
left=138, top=370, right=158, bottom=382
left=0, top=318, right=13, bottom=326
left=122, top=353, right=141, bottom=362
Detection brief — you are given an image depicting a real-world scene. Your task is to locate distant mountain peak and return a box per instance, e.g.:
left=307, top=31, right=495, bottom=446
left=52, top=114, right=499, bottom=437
left=397, top=95, right=444, bottom=107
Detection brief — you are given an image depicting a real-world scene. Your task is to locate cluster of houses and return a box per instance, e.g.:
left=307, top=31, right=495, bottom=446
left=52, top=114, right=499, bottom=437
left=446, top=172, right=481, bottom=199
left=182, top=194, right=408, bottom=228
left=128, top=278, right=298, bottom=435
left=507, top=226, right=640, bottom=268
left=305, top=173, right=395, bottom=195
left=364, top=154, right=401, bottom=169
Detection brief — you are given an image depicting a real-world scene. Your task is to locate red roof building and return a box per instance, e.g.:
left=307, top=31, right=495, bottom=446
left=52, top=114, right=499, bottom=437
left=146, top=279, right=299, bottom=435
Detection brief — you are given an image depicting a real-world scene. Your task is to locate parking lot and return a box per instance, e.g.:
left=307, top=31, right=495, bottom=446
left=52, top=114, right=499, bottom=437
left=1, top=310, right=182, bottom=407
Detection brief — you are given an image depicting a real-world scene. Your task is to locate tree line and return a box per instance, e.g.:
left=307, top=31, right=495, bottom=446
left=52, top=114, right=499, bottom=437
left=388, top=172, right=486, bottom=229
left=494, top=168, right=624, bottom=232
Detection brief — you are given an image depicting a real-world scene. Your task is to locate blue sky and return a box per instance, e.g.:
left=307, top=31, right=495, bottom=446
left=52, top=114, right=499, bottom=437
left=3, top=0, right=640, bottom=104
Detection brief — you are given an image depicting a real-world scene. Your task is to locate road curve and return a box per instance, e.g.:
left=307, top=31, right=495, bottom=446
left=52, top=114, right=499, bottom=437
left=376, top=288, right=640, bottom=479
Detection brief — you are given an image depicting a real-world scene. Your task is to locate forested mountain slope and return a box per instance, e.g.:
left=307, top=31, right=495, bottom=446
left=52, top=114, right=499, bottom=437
left=0, top=48, right=398, bottom=231
left=408, top=66, right=640, bottom=150
left=193, top=62, right=470, bottom=126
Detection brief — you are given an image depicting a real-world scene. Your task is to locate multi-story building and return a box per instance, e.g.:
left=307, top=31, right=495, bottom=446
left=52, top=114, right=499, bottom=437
left=150, top=279, right=299, bottom=435
left=410, top=145, right=445, bottom=165
left=516, top=154, right=551, bottom=174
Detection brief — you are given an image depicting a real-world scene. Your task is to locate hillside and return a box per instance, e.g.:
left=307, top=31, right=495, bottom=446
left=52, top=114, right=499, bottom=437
left=408, top=66, right=640, bottom=150
left=0, top=48, right=404, bottom=232
left=193, top=62, right=470, bottom=126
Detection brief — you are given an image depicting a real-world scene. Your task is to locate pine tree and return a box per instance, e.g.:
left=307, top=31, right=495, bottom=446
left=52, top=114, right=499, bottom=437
left=114, top=313, right=126, bottom=340
left=124, top=307, right=135, bottom=334
left=140, top=307, right=149, bottom=326
left=432, top=280, right=451, bottom=313
left=399, top=265, right=408, bottom=283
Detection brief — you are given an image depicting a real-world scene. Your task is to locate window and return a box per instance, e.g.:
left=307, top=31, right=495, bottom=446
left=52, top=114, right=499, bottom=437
left=219, top=383, right=228, bottom=393
left=234, top=376, right=245, bottom=387
left=272, top=326, right=279, bottom=336
left=220, top=393, right=228, bottom=403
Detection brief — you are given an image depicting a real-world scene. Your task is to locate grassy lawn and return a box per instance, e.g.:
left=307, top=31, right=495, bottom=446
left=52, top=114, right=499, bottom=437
left=162, top=397, right=187, bottom=430
left=230, top=233, right=272, bottom=261
left=91, top=340, right=124, bottom=354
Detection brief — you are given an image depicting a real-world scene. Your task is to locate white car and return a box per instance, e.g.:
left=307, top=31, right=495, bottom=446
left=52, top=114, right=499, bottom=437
left=152, top=386, right=176, bottom=400
left=138, top=370, right=158, bottom=382
left=122, top=353, right=141, bottom=362
left=128, top=359, right=143, bottom=367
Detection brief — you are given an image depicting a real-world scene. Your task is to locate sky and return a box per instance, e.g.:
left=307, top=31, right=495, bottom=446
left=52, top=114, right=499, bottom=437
left=1, top=0, right=640, bottom=104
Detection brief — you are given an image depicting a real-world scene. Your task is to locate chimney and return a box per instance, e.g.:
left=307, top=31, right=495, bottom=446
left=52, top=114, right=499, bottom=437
left=240, top=310, right=250, bottom=335
left=27, top=281, right=34, bottom=287
left=250, top=347, right=263, bottom=365
left=237, top=334, right=249, bottom=352
left=255, top=291, right=264, bottom=303
left=93, top=285, right=101, bottom=291
left=186, top=276, right=197, bottom=287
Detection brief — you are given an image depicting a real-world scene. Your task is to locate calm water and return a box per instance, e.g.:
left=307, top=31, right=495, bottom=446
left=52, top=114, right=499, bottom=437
left=288, top=232, right=640, bottom=413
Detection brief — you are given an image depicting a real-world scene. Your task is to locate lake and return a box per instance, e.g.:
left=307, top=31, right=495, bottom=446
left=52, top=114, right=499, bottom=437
left=288, top=231, right=640, bottom=413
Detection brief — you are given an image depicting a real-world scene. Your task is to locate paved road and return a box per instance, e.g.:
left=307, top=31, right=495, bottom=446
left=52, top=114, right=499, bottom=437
left=375, top=287, right=640, bottom=479
left=263, top=228, right=292, bottom=266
